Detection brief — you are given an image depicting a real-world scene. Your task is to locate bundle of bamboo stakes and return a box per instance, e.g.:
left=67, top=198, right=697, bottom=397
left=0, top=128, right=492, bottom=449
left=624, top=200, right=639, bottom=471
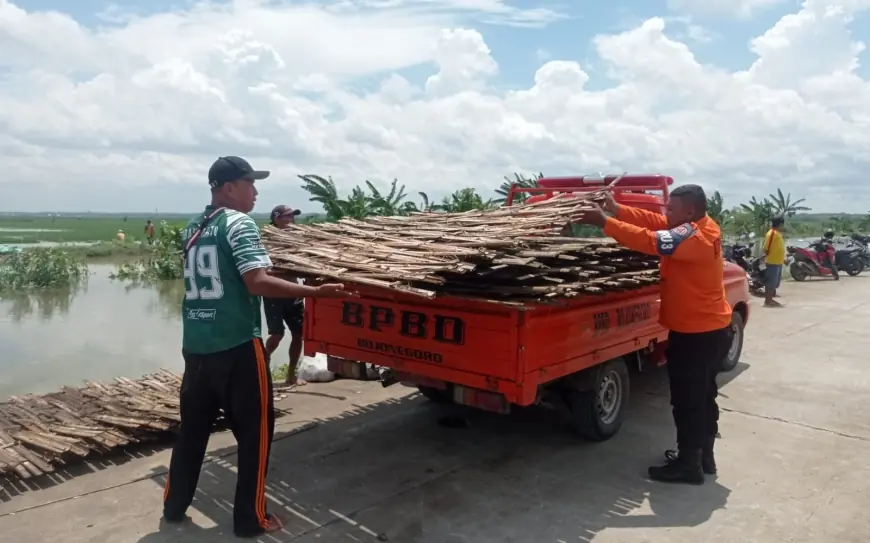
left=0, top=370, right=289, bottom=482
left=263, top=192, right=661, bottom=305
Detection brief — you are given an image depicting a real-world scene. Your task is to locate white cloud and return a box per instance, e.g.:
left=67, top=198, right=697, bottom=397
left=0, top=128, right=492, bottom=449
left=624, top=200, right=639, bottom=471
left=0, top=0, right=869, bottom=213
left=667, top=0, right=787, bottom=19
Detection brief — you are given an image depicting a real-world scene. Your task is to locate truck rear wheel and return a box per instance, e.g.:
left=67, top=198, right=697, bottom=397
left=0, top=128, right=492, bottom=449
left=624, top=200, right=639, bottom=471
left=721, top=311, right=745, bottom=373
left=563, top=358, right=630, bottom=441
left=417, top=385, right=453, bottom=404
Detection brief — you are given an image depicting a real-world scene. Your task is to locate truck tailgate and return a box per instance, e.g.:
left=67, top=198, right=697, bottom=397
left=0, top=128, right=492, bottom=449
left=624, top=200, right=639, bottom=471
left=304, top=294, right=521, bottom=381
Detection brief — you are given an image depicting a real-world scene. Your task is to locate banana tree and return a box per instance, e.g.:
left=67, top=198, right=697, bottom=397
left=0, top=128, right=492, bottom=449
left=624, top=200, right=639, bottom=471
left=494, top=173, right=543, bottom=204
left=298, top=174, right=346, bottom=221
left=299, top=174, right=375, bottom=220
left=366, top=179, right=409, bottom=216
left=401, top=192, right=433, bottom=213
left=436, top=188, right=496, bottom=212
left=706, top=191, right=730, bottom=226
left=768, top=188, right=811, bottom=217
left=739, top=197, right=776, bottom=236
left=341, top=186, right=376, bottom=219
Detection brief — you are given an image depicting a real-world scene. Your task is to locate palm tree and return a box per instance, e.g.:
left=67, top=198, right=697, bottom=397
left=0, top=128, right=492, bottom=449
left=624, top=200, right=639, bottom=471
left=494, top=173, right=543, bottom=204
left=768, top=188, right=811, bottom=217
left=436, top=188, right=496, bottom=212
left=706, top=191, right=729, bottom=226
left=366, top=179, right=409, bottom=215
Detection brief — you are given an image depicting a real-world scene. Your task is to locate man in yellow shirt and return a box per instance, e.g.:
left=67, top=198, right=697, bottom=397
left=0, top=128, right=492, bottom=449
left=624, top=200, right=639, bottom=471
left=763, top=216, right=786, bottom=307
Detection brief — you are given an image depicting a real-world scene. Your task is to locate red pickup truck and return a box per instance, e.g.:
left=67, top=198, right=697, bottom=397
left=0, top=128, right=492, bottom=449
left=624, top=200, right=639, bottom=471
left=305, top=174, right=751, bottom=440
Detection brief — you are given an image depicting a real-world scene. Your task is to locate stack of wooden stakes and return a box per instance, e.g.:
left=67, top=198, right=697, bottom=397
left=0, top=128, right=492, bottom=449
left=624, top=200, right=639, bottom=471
left=0, top=371, right=290, bottom=482
left=263, top=191, right=661, bottom=306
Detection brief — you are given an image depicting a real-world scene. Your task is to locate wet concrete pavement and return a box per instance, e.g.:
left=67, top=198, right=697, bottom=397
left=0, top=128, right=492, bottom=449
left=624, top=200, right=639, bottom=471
left=1, top=277, right=869, bottom=542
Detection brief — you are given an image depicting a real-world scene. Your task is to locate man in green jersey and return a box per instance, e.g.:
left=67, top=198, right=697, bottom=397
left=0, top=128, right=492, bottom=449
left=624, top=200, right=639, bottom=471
left=162, top=156, right=355, bottom=538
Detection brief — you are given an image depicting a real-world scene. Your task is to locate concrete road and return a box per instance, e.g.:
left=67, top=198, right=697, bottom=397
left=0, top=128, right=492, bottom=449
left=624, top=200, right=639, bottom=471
left=1, top=277, right=869, bottom=542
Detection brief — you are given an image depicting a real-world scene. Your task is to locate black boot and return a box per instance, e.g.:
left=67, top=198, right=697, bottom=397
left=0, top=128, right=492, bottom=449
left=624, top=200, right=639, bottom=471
left=663, top=436, right=717, bottom=475
left=701, top=436, right=717, bottom=475
left=649, top=448, right=704, bottom=484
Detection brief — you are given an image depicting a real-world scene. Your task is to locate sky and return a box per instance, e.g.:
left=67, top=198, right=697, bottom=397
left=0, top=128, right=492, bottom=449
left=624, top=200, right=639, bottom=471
left=1, top=0, right=869, bottom=214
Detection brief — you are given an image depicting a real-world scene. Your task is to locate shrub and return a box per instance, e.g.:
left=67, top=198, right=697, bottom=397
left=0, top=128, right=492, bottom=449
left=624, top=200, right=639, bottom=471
left=0, top=249, right=89, bottom=290
left=110, top=222, right=184, bottom=282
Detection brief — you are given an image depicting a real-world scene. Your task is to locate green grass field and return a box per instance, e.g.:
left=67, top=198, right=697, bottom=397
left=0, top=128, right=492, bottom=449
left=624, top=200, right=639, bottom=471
left=0, top=216, right=190, bottom=244
left=0, top=213, right=293, bottom=246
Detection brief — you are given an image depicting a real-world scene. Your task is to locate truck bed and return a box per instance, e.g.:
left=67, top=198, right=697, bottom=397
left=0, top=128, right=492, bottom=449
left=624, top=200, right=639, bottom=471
left=303, top=285, right=666, bottom=406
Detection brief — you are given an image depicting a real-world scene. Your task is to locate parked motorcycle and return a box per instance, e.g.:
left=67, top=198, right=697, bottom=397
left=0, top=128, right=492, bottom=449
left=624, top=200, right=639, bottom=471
left=834, top=244, right=865, bottom=276
left=746, top=256, right=766, bottom=294
left=848, top=233, right=870, bottom=268
left=787, top=240, right=840, bottom=281
left=726, top=244, right=752, bottom=272
left=724, top=244, right=765, bottom=293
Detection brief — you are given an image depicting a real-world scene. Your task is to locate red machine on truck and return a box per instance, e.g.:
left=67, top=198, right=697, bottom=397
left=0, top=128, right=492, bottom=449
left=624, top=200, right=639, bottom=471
left=306, top=174, right=751, bottom=440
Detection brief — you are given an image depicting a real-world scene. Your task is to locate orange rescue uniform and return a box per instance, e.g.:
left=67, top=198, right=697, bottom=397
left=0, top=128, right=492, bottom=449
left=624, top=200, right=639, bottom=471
left=603, top=206, right=732, bottom=333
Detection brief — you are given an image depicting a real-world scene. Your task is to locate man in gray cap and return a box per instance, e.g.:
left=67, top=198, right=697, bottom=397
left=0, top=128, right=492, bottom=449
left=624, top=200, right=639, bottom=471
left=264, top=205, right=307, bottom=385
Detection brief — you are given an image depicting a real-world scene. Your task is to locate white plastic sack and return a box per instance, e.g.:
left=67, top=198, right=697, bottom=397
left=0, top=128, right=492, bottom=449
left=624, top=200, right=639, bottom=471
left=365, top=364, right=381, bottom=380
left=296, top=352, right=336, bottom=383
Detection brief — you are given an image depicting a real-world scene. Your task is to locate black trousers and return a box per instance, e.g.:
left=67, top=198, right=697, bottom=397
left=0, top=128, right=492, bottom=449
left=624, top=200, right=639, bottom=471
left=665, top=327, right=731, bottom=450
left=163, top=339, right=275, bottom=536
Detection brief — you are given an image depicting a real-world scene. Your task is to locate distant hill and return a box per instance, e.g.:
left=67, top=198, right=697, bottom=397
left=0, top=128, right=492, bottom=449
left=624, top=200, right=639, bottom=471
left=790, top=213, right=867, bottom=223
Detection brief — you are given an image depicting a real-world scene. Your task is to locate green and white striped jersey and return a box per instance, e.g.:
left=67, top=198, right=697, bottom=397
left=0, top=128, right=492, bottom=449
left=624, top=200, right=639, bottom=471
left=180, top=206, right=272, bottom=354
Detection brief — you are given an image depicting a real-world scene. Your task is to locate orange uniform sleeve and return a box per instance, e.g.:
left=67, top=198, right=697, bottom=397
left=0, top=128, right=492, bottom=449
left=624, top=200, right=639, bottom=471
left=615, top=205, right=669, bottom=230
left=603, top=218, right=709, bottom=262
left=763, top=230, right=773, bottom=253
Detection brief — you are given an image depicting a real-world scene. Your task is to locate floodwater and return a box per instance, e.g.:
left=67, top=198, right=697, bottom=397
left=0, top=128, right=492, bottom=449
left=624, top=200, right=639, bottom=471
left=0, top=262, right=298, bottom=399
left=0, top=263, right=184, bottom=399
left=3, top=241, right=97, bottom=249
left=0, top=228, right=67, bottom=233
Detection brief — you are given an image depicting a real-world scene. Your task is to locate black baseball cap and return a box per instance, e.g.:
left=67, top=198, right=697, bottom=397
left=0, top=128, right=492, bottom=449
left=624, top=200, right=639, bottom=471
left=270, top=205, right=301, bottom=224
left=208, top=156, right=270, bottom=188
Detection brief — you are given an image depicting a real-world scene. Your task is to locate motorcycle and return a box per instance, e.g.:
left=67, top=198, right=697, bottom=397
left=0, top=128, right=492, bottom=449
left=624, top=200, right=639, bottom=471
left=725, top=244, right=764, bottom=293
left=746, top=256, right=766, bottom=294
left=787, top=240, right=839, bottom=281
left=834, top=244, right=865, bottom=276
left=848, top=233, right=870, bottom=268
left=726, top=244, right=752, bottom=272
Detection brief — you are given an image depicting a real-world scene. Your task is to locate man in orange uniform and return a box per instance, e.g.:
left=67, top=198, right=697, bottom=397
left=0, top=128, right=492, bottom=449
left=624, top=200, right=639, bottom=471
left=573, top=185, right=733, bottom=485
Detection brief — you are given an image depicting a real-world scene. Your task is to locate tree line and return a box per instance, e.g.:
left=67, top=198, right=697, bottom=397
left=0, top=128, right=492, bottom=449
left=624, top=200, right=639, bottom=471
left=298, top=174, right=870, bottom=238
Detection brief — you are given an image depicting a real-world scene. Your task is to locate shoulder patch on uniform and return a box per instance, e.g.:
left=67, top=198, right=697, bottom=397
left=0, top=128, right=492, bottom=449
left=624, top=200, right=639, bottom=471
left=655, top=223, right=696, bottom=256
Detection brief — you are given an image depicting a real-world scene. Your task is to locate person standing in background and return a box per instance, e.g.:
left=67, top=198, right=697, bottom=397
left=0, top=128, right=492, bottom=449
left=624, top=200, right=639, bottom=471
left=263, top=205, right=307, bottom=386
left=145, top=219, right=156, bottom=245
left=762, top=216, right=786, bottom=307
